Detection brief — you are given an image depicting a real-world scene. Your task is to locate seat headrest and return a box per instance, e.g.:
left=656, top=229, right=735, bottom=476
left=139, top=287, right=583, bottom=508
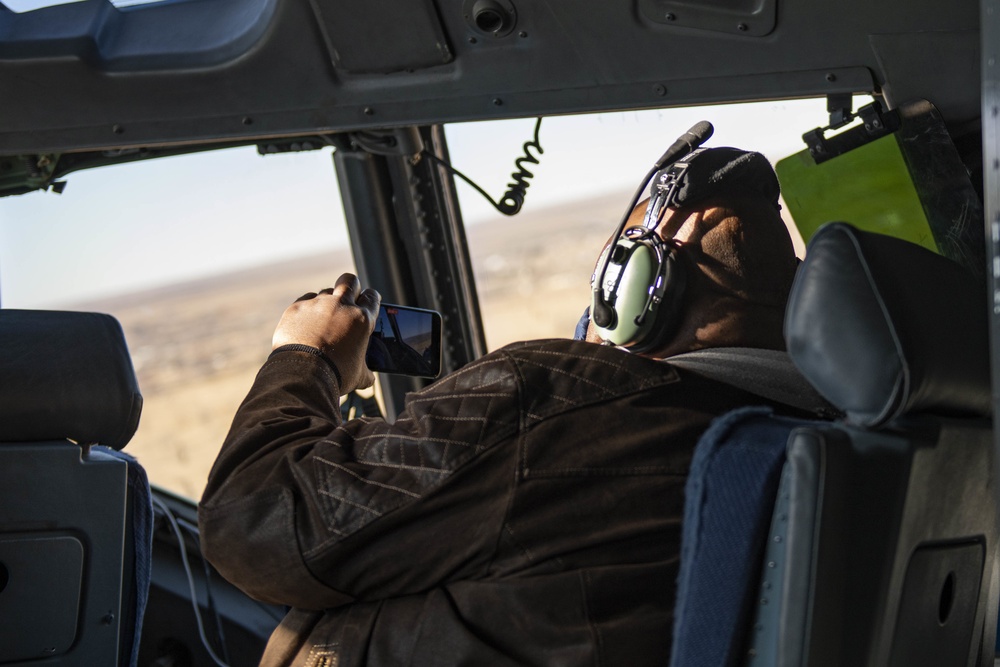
left=0, top=310, right=142, bottom=450
left=784, top=222, right=989, bottom=428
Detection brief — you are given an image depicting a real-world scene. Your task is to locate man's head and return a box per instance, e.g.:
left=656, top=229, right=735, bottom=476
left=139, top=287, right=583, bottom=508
left=587, top=148, right=798, bottom=358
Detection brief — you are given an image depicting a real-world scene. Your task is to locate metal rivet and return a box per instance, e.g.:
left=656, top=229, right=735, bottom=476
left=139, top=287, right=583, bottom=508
left=492, top=97, right=503, bottom=106
left=665, top=12, right=676, bottom=20
left=738, top=22, right=748, bottom=31
left=653, top=83, right=667, bottom=96
left=112, top=124, right=124, bottom=135
left=363, top=107, right=375, bottom=116
left=468, top=36, right=477, bottom=44
left=242, top=117, right=253, bottom=126
left=825, top=73, right=837, bottom=82
left=519, top=31, right=528, bottom=38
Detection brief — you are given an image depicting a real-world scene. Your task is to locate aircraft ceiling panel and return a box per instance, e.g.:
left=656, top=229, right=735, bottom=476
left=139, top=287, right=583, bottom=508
left=0, top=0, right=981, bottom=154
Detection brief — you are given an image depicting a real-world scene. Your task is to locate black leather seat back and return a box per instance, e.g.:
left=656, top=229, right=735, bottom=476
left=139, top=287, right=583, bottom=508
left=747, top=223, right=996, bottom=666
left=0, top=309, right=144, bottom=667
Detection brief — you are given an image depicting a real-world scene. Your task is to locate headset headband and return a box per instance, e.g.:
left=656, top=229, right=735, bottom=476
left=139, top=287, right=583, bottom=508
left=641, top=148, right=707, bottom=230
left=650, top=147, right=782, bottom=214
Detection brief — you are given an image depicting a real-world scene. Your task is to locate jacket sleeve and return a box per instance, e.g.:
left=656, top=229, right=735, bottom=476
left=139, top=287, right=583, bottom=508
left=198, top=348, right=521, bottom=610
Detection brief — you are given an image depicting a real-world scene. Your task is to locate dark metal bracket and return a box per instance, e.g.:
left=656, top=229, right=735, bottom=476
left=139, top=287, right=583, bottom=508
left=802, top=98, right=901, bottom=164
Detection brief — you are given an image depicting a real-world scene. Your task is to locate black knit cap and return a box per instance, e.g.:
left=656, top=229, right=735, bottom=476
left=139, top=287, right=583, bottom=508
left=655, top=147, right=781, bottom=211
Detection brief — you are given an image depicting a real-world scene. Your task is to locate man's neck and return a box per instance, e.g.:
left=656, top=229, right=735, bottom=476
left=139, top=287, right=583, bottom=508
left=645, top=298, right=786, bottom=360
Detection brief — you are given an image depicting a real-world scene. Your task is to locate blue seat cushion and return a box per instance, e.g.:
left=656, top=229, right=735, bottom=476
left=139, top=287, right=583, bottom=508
left=671, top=406, right=816, bottom=667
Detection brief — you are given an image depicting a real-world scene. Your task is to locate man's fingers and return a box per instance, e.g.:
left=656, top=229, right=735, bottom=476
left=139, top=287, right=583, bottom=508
left=332, top=273, right=360, bottom=303
left=357, top=288, right=381, bottom=320
left=278, top=275, right=386, bottom=394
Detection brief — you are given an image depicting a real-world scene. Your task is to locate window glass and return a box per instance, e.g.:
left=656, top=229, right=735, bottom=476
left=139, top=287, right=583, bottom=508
left=0, top=147, right=350, bottom=499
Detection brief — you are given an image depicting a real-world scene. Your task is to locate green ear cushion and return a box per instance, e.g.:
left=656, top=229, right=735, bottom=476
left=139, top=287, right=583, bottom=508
left=592, top=239, right=659, bottom=346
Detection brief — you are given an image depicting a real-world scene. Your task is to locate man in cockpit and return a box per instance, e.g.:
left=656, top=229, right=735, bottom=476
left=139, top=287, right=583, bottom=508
left=199, top=147, right=810, bottom=666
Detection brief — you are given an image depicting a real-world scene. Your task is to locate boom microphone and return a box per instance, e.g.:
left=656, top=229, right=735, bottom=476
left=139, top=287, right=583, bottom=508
left=653, top=121, right=714, bottom=170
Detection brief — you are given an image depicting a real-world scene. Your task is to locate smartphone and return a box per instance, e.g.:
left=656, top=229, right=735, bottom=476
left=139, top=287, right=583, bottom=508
left=366, top=304, right=443, bottom=378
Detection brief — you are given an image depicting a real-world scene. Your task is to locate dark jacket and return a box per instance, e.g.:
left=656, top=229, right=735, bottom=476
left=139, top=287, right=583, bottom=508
left=199, top=338, right=783, bottom=666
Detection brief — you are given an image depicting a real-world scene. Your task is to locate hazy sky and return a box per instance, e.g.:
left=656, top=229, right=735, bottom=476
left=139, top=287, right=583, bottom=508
left=0, top=99, right=835, bottom=307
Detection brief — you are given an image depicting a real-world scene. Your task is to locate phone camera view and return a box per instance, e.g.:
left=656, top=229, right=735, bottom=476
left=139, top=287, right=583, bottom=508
left=366, top=304, right=442, bottom=378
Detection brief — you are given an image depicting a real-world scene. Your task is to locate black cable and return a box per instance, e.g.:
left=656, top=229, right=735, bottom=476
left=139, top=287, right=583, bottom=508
left=424, top=117, right=543, bottom=216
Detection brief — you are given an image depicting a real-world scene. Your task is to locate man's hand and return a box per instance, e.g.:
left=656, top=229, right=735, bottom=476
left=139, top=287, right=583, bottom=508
left=272, top=273, right=381, bottom=394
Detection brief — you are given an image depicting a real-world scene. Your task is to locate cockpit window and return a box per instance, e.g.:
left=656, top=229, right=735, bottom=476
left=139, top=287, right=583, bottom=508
left=0, top=146, right=349, bottom=499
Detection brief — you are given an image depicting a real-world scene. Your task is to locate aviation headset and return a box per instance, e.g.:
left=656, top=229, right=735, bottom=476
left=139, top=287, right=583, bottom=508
left=590, top=125, right=782, bottom=354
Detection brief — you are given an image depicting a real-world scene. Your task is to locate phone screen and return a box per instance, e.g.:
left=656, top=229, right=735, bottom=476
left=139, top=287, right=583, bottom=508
left=366, top=304, right=442, bottom=378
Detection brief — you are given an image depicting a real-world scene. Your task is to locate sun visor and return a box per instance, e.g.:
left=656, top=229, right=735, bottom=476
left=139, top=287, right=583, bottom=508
left=776, top=100, right=985, bottom=279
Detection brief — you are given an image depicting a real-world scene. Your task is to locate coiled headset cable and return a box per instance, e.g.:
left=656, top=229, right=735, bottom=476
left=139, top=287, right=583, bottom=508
left=423, top=117, right=543, bottom=216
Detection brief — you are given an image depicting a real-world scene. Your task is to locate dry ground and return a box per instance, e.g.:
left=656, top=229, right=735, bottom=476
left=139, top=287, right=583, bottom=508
left=78, top=192, right=626, bottom=499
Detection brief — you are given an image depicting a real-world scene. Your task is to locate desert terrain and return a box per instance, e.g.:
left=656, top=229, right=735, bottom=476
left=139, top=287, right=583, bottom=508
left=76, top=192, right=627, bottom=499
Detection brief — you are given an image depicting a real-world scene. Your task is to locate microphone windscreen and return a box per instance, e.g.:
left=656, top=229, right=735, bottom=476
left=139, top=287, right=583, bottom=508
left=654, top=121, right=715, bottom=169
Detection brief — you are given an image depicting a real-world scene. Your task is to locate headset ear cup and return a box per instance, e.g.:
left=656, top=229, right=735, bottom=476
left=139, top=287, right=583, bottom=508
left=592, top=237, right=685, bottom=349
left=592, top=239, right=650, bottom=346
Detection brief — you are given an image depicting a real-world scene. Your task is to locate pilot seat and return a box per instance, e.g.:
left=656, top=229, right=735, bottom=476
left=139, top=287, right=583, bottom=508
left=0, top=310, right=150, bottom=667
left=670, top=222, right=997, bottom=666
